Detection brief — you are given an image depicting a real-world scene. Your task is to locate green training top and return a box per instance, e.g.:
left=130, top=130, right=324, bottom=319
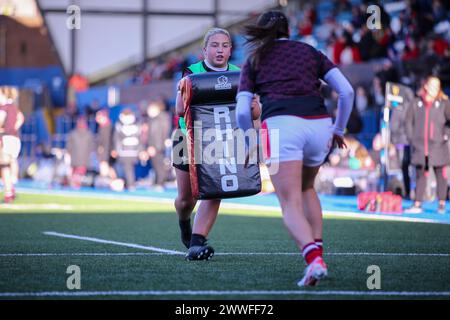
left=178, top=61, right=240, bottom=134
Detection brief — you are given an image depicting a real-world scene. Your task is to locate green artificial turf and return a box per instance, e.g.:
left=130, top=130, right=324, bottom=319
left=1, top=192, right=450, bottom=300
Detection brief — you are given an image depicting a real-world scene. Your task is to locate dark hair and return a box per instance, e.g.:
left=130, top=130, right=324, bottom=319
left=244, top=11, right=289, bottom=69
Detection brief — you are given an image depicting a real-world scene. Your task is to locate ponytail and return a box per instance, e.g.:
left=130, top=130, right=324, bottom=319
left=244, top=11, right=289, bottom=70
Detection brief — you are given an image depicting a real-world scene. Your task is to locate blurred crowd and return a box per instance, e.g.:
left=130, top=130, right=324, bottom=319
left=3, top=0, right=450, bottom=204
left=287, top=0, right=449, bottom=65
left=36, top=100, right=173, bottom=192
left=124, top=52, right=196, bottom=86
left=119, top=0, right=449, bottom=89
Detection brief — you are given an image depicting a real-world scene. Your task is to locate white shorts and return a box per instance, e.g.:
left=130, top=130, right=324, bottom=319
left=2, top=135, right=21, bottom=159
left=261, top=116, right=333, bottom=167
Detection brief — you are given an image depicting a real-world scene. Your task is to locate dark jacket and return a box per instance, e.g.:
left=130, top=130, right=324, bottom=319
left=390, top=85, right=414, bottom=146
left=406, top=97, right=450, bottom=167
left=66, top=128, right=96, bottom=167
left=96, top=123, right=112, bottom=162
left=146, top=111, right=171, bottom=153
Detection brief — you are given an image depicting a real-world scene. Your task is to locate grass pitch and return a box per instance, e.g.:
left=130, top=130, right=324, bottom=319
left=1, top=192, right=450, bottom=300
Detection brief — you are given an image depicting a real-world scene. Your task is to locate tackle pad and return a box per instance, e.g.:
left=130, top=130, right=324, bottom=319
left=181, top=71, right=261, bottom=200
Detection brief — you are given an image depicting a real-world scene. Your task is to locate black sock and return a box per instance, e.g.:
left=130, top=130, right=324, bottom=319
left=190, top=233, right=206, bottom=247
left=179, top=218, right=191, bottom=231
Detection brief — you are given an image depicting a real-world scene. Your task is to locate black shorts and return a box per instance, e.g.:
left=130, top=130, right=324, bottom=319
left=172, top=132, right=189, bottom=172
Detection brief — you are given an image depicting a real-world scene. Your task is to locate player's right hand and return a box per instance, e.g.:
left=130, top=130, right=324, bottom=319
left=332, top=134, right=347, bottom=149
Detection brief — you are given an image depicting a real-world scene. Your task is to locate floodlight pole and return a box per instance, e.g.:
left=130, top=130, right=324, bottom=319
left=380, top=82, right=392, bottom=192
left=142, top=0, right=148, bottom=65
left=214, top=0, right=219, bottom=27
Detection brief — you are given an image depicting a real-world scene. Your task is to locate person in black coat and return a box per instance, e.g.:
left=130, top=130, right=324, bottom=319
left=405, top=76, right=450, bottom=214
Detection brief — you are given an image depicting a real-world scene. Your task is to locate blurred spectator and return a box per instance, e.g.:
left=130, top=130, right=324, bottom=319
left=86, top=99, right=101, bottom=121
left=405, top=76, right=450, bottom=214
left=329, top=135, right=374, bottom=170
left=370, top=76, right=385, bottom=110
left=346, top=107, right=363, bottom=135
left=389, top=84, right=415, bottom=199
left=0, top=86, right=24, bottom=203
left=376, top=60, right=400, bottom=92
left=298, top=16, right=313, bottom=37
left=402, top=37, right=421, bottom=61
left=422, top=36, right=441, bottom=69
left=411, top=0, right=436, bottom=38
left=368, top=133, right=383, bottom=167
left=357, top=25, right=378, bottom=61
left=304, top=4, right=317, bottom=25
left=66, top=116, right=95, bottom=189
left=339, top=29, right=362, bottom=65
left=331, top=30, right=347, bottom=64
left=327, top=87, right=363, bottom=135
left=68, top=73, right=89, bottom=92
left=351, top=5, right=365, bottom=29
left=315, top=16, right=336, bottom=42
left=67, top=73, right=89, bottom=116
left=432, top=34, right=449, bottom=57
left=112, top=108, right=142, bottom=190
left=95, top=109, right=113, bottom=178
left=143, top=100, right=171, bottom=191
left=371, top=29, right=391, bottom=59
left=369, top=133, right=401, bottom=171
left=355, top=86, right=369, bottom=113
left=432, top=0, right=447, bottom=23
left=324, top=88, right=338, bottom=115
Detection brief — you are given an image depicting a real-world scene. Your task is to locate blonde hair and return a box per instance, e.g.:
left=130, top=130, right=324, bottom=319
left=0, top=86, right=19, bottom=102
left=203, top=28, right=231, bottom=48
left=418, top=76, right=449, bottom=101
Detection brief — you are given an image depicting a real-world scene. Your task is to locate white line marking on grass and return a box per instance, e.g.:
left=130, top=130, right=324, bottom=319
left=43, top=231, right=184, bottom=255
left=40, top=231, right=450, bottom=258
left=0, top=204, right=74, bottom=210
left=17, top=188, right=174, bottom=204
left=326, top=252, right=450, bottom=257
left=0, top=253, right=167, bottom=257
left=1, top=290, right=450, bottom=298
left=323, top=210, right=450, bottom=225
left=4, top=251, right=450, bottom=258
left=218, top=252, right=450, bottom=257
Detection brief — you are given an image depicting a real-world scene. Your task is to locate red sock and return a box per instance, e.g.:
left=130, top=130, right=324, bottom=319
left=315, top=238, right=323, bottom=256
left=302, top=242, right=321, bottom=265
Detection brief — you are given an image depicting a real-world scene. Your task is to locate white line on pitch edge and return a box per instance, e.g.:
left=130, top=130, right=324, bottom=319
left=13, top=188, right=450, bottom=225
left=43, top=231, right=184, bottom=255
left=1, top=290, right=450, bottom=297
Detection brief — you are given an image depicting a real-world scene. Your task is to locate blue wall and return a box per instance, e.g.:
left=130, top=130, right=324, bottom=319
left=0, top=66, right=67, bottom=107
